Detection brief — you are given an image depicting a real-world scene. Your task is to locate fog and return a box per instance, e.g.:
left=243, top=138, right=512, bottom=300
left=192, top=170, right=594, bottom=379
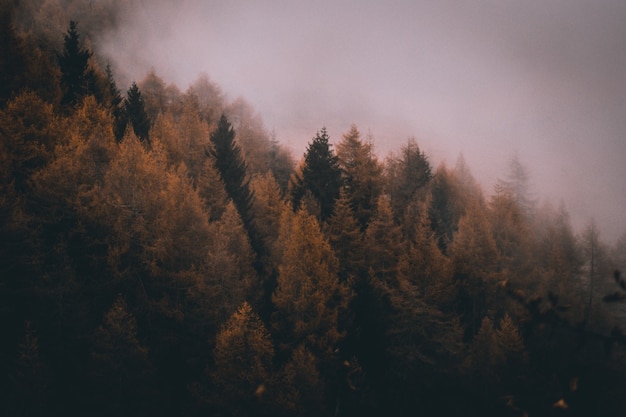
left=99, top=0, right=626, bottom=242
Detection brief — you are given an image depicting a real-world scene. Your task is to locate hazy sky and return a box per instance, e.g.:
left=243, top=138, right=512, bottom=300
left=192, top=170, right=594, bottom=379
left=101, top=0, right=626, bottom=241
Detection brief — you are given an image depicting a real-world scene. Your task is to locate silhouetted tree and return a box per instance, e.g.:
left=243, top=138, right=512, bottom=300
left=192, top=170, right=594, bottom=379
left=57, top=21, right=93, bottom=108
left=105, top=64, right=126, bottom=141
left=210, top=114, right=263, bottom=260
left=124, top=82, right=151, bottom=144
left=292, top=127, right=342, bottom=222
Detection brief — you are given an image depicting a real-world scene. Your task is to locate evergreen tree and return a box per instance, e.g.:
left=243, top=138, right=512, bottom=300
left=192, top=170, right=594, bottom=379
left=0, top=5, right=28, bottom=105
left=385, top=137, right=432, bottom=220
left=292, top=127, right=342, bottom=222
left=57, top=20, right=93, bottom=108
left=105, top=64, right=126, bottom=142
left=124, top=82, right=151, bottom=144
left=210, top=114, right=263, bottom=259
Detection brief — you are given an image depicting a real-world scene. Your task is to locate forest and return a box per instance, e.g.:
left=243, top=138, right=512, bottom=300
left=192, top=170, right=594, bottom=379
left=2, top=1, right=626, bottom=416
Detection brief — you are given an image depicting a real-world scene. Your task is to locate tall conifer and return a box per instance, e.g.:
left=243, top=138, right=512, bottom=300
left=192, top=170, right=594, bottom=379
left=210, top=114, right=263, bottom=260
left=57, top=21, right=92, bottom=108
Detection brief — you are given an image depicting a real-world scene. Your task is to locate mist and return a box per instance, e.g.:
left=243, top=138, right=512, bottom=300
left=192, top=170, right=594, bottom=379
left=98, top=0, right=626, bottom=241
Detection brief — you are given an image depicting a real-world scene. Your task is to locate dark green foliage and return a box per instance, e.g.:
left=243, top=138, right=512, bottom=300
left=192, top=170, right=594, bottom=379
left=57, top=21, right=93, bottom=108
left=105, top=64, right=127, bottom=142
left=292, top=127, right=342, bottom=222
left=210, top=114, right=263, bottom=259
left=0, top=5, right=28, bottom=105
left=124, top=82, right=151, bottom=144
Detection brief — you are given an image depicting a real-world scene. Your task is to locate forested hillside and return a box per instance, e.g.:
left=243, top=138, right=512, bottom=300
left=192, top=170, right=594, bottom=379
left=2, top=2, right=626, bottom=416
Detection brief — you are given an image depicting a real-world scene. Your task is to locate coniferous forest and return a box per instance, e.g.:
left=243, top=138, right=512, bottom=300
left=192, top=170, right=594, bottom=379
left=2, top=2, right=626, bottom=416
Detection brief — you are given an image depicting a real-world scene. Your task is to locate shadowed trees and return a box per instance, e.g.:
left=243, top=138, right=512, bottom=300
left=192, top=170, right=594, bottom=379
left=291, top=127, right=342, bottom=222
left=57, top=21, right=99, bottom=109
left=210, top=115, right=257, bottom=241
left=124, top=82, right=151, bottom=144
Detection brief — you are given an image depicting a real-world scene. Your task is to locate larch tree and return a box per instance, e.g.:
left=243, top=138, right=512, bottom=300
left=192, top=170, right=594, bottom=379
left=496, top=314, right=527, bottom=367
left=186, top=73, right=225, bottom=125
left=291, top=127, right=342, bottom=222
left=196, top=155, right=229, bottom=222
left=465, top=316, right=504, bottom=379
left=402, top=198, right=455, bottom=306
left=365, top=194, right=405, bottom=286
left=495, top=154, right=535, bottom=217
left=0, top=90, right=61, bottom=193
left=205, top=201, right=257, bottom=322
left=90, top=295, right=154, bottom=417
left=325, top=189, right=366, bottom=284
left=250, top=171, right=288, bottom=260
left=580, top=220, right=609, bottom=323
left=449, top=200, right=499, bottom=337
left=272, top=207, right=348, bottom=357
left=336, top=125, right=383, bottom=229
left=428, top=164, right=470, bottom=253
left=212, top=302, right=274, bottom=416
left=488, top=191, right=537, bottom=310
left=384, top=137, right=432, bottom=221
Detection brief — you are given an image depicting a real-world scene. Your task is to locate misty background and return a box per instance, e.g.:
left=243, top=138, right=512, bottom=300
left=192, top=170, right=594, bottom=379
left=97, top=0, right=626, bottom=241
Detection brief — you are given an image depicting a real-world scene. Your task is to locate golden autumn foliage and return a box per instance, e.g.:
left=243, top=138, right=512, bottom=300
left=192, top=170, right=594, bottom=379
left=213, top=302, right=274, bottom=414
left=272, top=207, right=349, bottom=355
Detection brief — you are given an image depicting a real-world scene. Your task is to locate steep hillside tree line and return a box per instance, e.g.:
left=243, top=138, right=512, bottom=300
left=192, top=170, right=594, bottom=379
left=1, top=11, right=626, bottom=417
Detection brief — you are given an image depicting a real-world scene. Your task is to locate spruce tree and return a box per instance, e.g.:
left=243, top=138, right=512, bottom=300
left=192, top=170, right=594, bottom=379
left=105, top=64, right=126, bottom=142
left=210, top=114, right=263, bottom=259
left=292, top=127, right=342, bottom=222
left=57, top=21, right=92, bottom=108
left=124, top=82, right=150, bottom=144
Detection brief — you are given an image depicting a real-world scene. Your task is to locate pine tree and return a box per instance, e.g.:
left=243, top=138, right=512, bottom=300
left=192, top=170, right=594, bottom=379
left=124, top=82, right=151, bottom=144
left=292, top=127, right=342, bottom=222
left=57, top=21, right=92, bottom=108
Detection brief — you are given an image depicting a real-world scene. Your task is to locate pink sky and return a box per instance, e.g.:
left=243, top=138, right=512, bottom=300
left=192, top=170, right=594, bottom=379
left=101, top=0, right=626, bottom=242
